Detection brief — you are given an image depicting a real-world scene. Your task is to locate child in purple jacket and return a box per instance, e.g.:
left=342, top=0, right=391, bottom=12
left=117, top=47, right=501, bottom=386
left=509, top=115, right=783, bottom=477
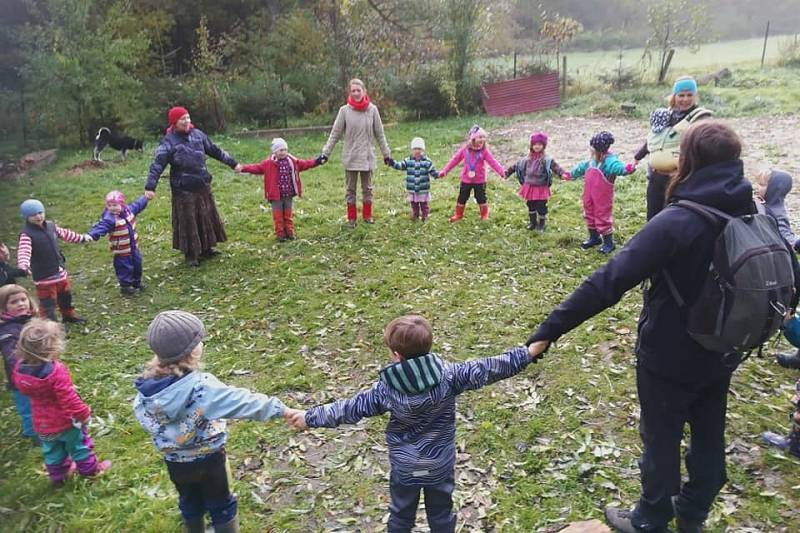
left=87, top=191, right=149, bottom=295
left=287, top=315, right=535, bottom=532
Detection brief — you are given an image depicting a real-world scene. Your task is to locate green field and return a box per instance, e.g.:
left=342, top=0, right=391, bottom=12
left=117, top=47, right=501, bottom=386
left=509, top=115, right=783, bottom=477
left=1, top=107, right=800, bottom=532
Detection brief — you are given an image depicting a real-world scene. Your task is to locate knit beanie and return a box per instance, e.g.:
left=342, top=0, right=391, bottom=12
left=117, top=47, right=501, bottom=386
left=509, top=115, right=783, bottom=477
left=20, top=199, right=45, bottom=219
left=271, top=138, right=288, bottom=154
left=590, top=131, right=615, bottom=153
left=468, top=125, right=487, bottom=141
left=529, top=132, right=548, bottom=147
left=649, top=108, right=671, bottom=133
left=167, top=106, right=189, bottom=127
left=147, top=310, right=206, bottom=363
left=410, top=137, right=426, bottom=150
left=672, top=77, right=697, bottom=95
left=105, top=190, right=126, bottom=206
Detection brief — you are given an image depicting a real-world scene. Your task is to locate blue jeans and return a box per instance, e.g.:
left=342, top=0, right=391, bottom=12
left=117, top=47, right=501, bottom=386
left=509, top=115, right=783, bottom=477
left=12, top=389, right=35, bottom=437
left=388, top=471, right=456, bottom=533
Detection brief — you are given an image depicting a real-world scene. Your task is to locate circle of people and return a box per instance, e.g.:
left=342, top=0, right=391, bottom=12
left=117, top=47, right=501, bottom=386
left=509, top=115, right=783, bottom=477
left=1, top=74, right=799, bottom=533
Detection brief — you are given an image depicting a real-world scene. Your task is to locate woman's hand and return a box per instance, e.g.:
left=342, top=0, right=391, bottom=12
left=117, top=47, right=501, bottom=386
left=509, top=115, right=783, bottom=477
left=234, top=163, right=244, bottom=172
left=528, top=340, right=550, bottom=361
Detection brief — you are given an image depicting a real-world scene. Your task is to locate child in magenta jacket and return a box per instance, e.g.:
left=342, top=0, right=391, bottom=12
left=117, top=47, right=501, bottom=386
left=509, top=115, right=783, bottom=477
left=12, top=319, right=111, bottom=484
left=438, top=125, right=506, bottom=222
left=238, top=137, right=324, bottom=241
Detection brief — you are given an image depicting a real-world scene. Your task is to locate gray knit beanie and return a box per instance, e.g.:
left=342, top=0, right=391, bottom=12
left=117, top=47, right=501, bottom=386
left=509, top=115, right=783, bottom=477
left=147, top=310, right=206, bottom=363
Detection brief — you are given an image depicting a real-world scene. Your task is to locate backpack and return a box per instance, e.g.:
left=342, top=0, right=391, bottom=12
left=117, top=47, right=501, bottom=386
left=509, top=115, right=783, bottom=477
left=663, top=199, right=795, bottom=354
left=647, top=107, right=712, bottom=173
left=516, top=157, right=552, bottom=185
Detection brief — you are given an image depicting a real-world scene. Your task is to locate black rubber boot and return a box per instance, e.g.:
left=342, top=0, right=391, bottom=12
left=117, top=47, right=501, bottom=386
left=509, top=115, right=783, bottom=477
left=599, top=233, right=616, bottom=254
left=537, top=216, right=546, bottom=232
left=182, top=516, right=205, bottom=533
left=581, top=229, right=602, bottom=249
left=527, top=211, right=537, bottom=230
left=213, top=514, right=239, bottom=533
left=776, top=350, right=800, bottom=369
left=57, top=292, right=86, bottom=324
left=40, top=298, right=57, bottom=321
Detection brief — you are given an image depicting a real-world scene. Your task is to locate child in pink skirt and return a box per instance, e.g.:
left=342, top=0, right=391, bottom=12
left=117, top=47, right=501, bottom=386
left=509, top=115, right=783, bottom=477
left=438, top=125, right=506, bottom=222
left=505, top=131, right=569, bottom=231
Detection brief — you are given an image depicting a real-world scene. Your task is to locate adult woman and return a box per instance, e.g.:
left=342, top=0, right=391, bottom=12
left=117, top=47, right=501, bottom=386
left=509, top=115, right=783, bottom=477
left=320, top=79, right=392, bottom=227
left=527, top=122, right=798, bottom=533
left=145, top=107, right=239, bottom=266
left=631, top=76, right=711, bottom=220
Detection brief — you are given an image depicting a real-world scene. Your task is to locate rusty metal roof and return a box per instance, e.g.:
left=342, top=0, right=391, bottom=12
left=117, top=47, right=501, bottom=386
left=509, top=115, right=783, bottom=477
left=481, top=72, right=561, bottom=117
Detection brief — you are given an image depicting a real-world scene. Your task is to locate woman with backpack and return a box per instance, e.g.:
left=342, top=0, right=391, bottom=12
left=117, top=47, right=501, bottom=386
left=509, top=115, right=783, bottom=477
left=526, top=120, right=800, bottom=533
left=629, top=76, right=712, bottom=220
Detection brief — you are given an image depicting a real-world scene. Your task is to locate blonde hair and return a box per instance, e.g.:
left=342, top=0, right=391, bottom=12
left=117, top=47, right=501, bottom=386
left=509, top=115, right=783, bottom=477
left=667, top=76, right=700, bottom=108
left=349, top=78, right=366, bottom=90
left=141, top=347, right=202, bottom=379
left=0, top=284, right=38, bottom=316
left=17, top=318, right=65, bottom=363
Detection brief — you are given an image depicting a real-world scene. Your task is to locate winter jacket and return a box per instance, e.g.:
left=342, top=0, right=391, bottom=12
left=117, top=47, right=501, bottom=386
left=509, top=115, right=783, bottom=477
left=305, top=347, right=531, bottom=486
left=87, top=196, right=149, bottom=255
left=527, top=160, right=800, bottom=384
left=18, top=222, right=85, bottom=283
left=439, top=146, right=505, bottom=185
left=13, top=360, right=91, bottom=435
left=391, top=155, right=438, bottom=194
left=570, top=154, right=630, bottom=182
left=240, top=155, right=319, bottom=201
left=321, top=103, right=391, bottom=171
left=145, top=128, right=238, bottom=193
left=133, top=370, right=286, bottom=462
left=0, top=313, right=31, bottom=391
left=509, top=154, right=566, bottom=186
left=0, top=261, right=26, bottom=287
left=764, top=170, right=795, bottom=247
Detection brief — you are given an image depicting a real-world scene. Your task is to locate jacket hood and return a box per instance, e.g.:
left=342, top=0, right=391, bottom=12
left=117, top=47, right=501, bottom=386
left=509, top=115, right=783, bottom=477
left=379, top=353, right=444, bottom=395
left=134, top=371, right=198, bottom=421
left=669, top=160, right=753, bottom=215
left=14, top=361, right=57, bottom=392
left=765, top=170, right=792, bottom=215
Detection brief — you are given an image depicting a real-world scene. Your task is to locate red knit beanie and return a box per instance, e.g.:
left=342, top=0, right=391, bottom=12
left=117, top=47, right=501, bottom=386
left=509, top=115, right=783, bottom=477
left=168, top=106, right=189, bottom=127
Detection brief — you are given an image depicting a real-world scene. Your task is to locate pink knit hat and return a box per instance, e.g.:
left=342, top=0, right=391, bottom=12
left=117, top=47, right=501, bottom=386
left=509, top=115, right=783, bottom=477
left=529, top=132, right=548, bottom=147
left=105, top=190, right=126, bottom=206
left=468, top=124, right=487, bottom=141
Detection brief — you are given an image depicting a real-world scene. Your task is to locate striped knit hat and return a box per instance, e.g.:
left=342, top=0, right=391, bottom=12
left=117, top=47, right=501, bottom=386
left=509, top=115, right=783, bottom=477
left=379, top=353, right=444, bottom=395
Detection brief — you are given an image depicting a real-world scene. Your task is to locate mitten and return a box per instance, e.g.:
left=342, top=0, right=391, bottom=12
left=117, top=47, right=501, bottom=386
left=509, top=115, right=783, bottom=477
left=315, top=155, right=325, bottom=166
left=562, top=172, right=572, bottom=181
left=384, top=157, right=393, bottom=166
left=504, top=167, right=515, bottom=178
left=624, top=162, right=636, bottom=174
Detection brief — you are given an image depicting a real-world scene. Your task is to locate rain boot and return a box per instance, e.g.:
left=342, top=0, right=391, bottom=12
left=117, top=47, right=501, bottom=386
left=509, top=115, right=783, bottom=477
left=478, top=203, right=489, bottom=220
left=449, top=203, right=465, bottom=223
left=213, top=514, right=239, bottom=533
left=599, top=233, right=616, bottom=254
left=527, top=211, right=537, bottom=230
left=39, top=297, right=58, bottom=321
left=777, top=350, right=800, bottom=369
left=581, top=229, right=602, bottom=249
left=347, top=203, right=358, bottom=227
left=362, top=202, right=374, bottom=223
left=284, top=208, right=295, bottom=240
left=537, top=215, right=547, bottom=232
left=183, top=517, right=206, bottom=533
left=272, top=210, right=287, bottom=241
left=58, top=292, right=86, bottom=324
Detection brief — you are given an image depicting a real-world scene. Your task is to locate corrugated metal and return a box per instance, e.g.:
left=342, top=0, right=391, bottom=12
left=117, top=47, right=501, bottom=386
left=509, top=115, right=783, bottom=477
left=481, top=72, right=561, bottom=117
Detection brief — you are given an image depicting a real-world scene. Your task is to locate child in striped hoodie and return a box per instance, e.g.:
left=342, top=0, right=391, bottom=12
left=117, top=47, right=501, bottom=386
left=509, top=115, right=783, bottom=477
left=387, top=137, right=439, bottom=221
left=87, top=191, right=149, bottom=296
left=16, top=199, right=91, bottom=323
left=287, top=315, right=535, bottom=532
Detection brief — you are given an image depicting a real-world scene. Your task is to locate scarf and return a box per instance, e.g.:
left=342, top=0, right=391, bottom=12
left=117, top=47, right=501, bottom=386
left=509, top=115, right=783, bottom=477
left=347, top=94, right=371, bottom=112
left=1, top=311, right=31, bottom=321
left=527, top=151, right=544, bottom=181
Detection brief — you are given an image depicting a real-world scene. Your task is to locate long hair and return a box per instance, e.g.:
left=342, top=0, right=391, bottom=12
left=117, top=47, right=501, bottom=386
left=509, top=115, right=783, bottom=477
left=0, top=284, right=38, bottom=317
left=665, top=120, right=742, bottom=200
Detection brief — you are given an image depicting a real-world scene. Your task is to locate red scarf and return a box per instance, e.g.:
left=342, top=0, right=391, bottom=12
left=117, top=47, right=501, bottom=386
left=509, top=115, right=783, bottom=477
left=347, top=94, right=371, bottom=112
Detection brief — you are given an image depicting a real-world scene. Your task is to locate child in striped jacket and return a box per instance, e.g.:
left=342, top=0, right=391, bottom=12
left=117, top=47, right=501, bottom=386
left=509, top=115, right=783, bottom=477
left=16, top=199, right=91, bottom=323
left=287, top=315, right=535, bottom=532
left=87, top=191, right=149, bottom=296
left=387, top=137, right=439, bottom=221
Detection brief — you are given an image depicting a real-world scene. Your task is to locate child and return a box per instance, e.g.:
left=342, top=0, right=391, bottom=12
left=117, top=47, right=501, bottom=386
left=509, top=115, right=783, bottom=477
left=570, top=131, right=635, bottom=253
left=87, top=191, right=149, bottom=296
left=0, top=284, right=38, bottom=440
left=504, top=131, right=569, bottom=231
left=1, top=241, right=27, bottom=287
left=16, top=199, right=91, bottom=323
left=238, top=137, right=324, bottom=241
left=134, top=310, right=298, bottom=532
left=286, top=315, right=535, bottom=532
left=763, top=315, right=800, bottom=457
left=387, top=137, right=439, bottom=221
left=754, top=167, right=795, bottom=248
left=438, top=125, right=507, bottom=222
left=12, top=318, right=112, bottom=484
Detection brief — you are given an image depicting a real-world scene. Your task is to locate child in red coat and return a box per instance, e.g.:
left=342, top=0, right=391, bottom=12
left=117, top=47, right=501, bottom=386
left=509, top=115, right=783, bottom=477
left=12, top=319, right=111, bottom=484
left=237, top=138, right=324, bottom=241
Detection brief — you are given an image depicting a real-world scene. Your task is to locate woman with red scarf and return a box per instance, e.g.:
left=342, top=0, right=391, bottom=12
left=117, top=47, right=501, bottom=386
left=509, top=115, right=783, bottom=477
left=320, top=79, right=392, bottom=227
left=144, top=107, right=240, bottom=266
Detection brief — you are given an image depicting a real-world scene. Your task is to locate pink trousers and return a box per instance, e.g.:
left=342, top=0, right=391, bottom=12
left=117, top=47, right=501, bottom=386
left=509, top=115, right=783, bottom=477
left=582, top=167, right=614, bottom=235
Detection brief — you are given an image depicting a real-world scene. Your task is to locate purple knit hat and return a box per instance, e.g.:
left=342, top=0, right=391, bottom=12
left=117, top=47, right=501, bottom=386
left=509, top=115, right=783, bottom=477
left=590, top=131, right=615, bottom=153
left=468, top=124, right=487, bottom=141
left=529, top=131, right=548, bottom=147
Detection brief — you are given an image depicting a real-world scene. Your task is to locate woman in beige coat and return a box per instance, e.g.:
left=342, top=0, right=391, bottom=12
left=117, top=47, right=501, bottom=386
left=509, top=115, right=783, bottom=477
left=321, top=79, right=392, bottom=226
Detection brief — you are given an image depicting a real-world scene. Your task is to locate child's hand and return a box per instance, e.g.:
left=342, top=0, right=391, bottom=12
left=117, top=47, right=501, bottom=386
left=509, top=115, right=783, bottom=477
left=284, top=408, right=308, bottom=430
left=562, top=172, right=571, bottom=181
left=314, top=155, right=326, bottom=166
left=234, top=164, right=244, bottom=172
left=624, top=162, right=636, bottom=174
left=431, top=171, right=439, bottom=179
left=528, top=340, right=550, bottom=361
left=83, top=234, right=94, bottom=242
left=384, top=157, right=395, bottom=167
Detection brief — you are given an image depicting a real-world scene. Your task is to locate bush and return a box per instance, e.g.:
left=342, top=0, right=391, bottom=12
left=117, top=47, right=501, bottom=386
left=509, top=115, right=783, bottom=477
left=388, top=67, right=456, bottom=119
left=229, top=74, right=305, bottom=129
left=777, top=36, right=800, bottom=68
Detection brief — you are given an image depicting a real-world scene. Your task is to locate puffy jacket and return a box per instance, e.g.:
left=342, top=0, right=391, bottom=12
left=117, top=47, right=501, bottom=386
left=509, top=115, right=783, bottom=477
left=240, top=155, right=319, bottom=201
left=439, top=146, right=505, bottom=185
left=391, top=155, right=438, bottom=194
left=87, top=195, right=149, bottom=255
left=0, top=314, right=31, bottom=391
left=133, top=370, right=286, bottom=462
left=13, top=361, right=91, bottom=435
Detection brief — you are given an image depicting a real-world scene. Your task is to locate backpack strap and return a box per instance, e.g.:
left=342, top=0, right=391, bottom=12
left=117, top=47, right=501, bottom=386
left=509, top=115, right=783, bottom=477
left=686, top=107, right=713, bottom=123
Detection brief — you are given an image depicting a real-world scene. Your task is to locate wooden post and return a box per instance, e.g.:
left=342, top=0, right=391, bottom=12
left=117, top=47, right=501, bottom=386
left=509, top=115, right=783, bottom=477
left=561, top=55, right=567, bottom=98
left=659, top=49, right=675, bottom=83
left=513, top=50, right=517, bottom=78
left=761, top=20, right=770, bottom=68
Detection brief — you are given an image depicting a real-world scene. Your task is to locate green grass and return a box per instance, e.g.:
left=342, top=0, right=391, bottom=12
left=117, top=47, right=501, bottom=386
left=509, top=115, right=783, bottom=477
left=1, top=108, right=800, bottom=532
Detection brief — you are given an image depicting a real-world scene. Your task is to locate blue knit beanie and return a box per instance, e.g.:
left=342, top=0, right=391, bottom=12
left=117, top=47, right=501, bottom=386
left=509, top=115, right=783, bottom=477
left=590, top=131, right=615, bottom=153
left=20, top=199, right=45, bottom=219
left=672, top=77, right=697, bottom=95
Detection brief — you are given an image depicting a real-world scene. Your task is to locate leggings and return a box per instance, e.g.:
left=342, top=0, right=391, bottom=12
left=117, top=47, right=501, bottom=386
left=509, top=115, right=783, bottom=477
left=457, top=183, right=487, bottom=204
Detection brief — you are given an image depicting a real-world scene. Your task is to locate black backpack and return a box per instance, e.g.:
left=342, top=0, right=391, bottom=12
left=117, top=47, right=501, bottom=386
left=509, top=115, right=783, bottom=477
left=664, top=200, right=795, bottom=354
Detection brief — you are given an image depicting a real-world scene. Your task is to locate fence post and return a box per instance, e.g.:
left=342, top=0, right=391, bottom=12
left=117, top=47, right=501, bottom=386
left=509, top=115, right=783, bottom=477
left=658, top=49, right=675, bottom=83
left=561, top=55, right=567, bottom=98
left=513, top=50, right=517, bottom=78
left=761, top=20, right=770, bottom=68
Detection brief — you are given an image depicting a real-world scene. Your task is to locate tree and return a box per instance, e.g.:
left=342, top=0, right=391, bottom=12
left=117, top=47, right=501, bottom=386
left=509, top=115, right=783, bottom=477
left=17, top=0, right=148, bottom=145
left=643, top=0, right=710, bottom=83
left=540, top=13, right=583, bottom=75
